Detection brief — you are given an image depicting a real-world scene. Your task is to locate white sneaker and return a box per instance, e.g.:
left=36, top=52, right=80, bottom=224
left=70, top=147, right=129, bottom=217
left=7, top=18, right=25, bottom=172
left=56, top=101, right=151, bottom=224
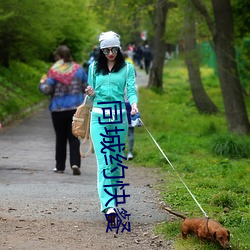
left=53, top=168, right=64, bottom=173
left=127, top=152, right=133, bottom=160
left=106, top=208, right=116, bottom=215
left=106, top=207, right=116, bottom=222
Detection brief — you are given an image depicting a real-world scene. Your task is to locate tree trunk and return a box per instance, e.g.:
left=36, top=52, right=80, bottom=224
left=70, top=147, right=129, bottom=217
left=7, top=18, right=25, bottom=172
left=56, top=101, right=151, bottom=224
left=184, top=4, right=218, bottom=114
left=191, top=0, right=250, bottom=134
left=147, top=0, right=169, bottom=89
left=212, top=0, right=250, bottom=134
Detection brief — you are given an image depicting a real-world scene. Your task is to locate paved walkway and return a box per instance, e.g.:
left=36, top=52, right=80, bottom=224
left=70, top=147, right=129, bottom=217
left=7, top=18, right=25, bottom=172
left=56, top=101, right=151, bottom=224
left=135, top=68, right=149, bottom=88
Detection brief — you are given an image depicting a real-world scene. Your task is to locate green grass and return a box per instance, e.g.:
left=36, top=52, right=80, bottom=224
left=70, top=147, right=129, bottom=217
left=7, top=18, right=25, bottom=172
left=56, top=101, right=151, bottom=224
left=0, top=60, right=50, bottom=123
left=131, top=58, right=250, bottom=250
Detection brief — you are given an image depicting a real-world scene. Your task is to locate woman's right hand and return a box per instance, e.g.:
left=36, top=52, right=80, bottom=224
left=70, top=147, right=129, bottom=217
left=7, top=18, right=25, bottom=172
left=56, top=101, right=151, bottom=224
left=131, top=103, right=138, bottom=116
left=85, top=86, right=95, bottom=97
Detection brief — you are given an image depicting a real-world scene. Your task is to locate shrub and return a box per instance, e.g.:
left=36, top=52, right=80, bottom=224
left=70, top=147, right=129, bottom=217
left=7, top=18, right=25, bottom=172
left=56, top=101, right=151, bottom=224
left=210, top=135, right=250, bottom=158
left=210, top=191, right=237, bottom=209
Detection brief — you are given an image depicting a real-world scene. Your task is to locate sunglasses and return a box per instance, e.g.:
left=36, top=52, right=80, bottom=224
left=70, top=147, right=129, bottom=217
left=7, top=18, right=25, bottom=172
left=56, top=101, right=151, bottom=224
left=102, top=47, right=119, bottom=55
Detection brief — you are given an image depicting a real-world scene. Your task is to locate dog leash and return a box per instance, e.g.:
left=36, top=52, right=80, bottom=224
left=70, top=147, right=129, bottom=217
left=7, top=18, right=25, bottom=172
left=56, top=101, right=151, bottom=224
left=139, top=118, right=209, bottom=218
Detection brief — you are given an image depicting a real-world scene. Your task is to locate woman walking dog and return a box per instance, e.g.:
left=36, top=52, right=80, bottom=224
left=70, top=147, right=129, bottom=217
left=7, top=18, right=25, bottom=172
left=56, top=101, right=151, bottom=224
left=85, top=31, right=138, bottom=218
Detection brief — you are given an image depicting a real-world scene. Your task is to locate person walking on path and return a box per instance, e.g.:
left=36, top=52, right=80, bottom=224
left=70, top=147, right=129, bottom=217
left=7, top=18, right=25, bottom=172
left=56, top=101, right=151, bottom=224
left=39, top=45, right=88, bottom=175
left=123, top=51, right=137, bottom=160
left=143, top=44, right=153, bottom=75
left=85, top=31, right=138, bottom=219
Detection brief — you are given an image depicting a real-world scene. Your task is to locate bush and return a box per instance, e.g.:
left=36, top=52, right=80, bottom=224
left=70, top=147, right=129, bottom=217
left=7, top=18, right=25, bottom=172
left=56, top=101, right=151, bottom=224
left=0, top=60, right=49, bottom=123
left=210, top=191, right=237, bottom=209
left=210, top=134, right=250, bottom=159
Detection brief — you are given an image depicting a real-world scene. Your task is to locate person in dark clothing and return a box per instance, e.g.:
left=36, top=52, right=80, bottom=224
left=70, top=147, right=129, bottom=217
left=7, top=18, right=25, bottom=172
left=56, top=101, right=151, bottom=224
left=39, top=45, right=88, bottom=175
left=134, top=45, right=144, bottom=69
left=88, top=46, right=99, bottom=66
left=143, top=44, right=152, bottom=74
left=83, top=46, right=100, bottom=73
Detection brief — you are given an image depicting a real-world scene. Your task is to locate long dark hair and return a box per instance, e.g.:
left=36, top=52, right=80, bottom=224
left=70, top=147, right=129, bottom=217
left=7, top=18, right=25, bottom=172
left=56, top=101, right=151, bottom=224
left=95, top=48, right=126, bottom=75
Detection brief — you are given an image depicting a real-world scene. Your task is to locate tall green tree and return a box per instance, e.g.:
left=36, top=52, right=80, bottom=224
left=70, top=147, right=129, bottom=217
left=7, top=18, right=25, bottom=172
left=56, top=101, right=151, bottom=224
left=232, top=0, right=250, bottom=95
left=183, top=1, right=218, bottom=114
left=0, top=0, right=58, bottom=66
left=0, top=0, right=98, bottom=67
left=191, top=0, right=250, bottom=134
left=232, top=0, right=250, bottom=39
left=148, top=0, right=177, bottom=89
left=91, top=0, right=155, bottom=47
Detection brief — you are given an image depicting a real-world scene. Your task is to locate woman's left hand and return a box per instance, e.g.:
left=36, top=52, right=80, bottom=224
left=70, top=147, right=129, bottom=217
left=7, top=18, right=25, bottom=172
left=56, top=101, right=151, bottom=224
left=131, top=103, right=138, bottom=116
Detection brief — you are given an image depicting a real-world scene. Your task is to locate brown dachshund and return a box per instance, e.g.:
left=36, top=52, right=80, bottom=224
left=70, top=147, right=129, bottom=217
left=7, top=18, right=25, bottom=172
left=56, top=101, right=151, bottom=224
left=162, top=207, right=231, bottom=249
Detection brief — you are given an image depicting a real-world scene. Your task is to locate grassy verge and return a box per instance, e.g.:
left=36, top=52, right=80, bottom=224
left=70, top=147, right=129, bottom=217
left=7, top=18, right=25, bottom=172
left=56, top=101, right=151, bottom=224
left=0, top=60, right=50, bottom=125
left=132, top=58, right=250, bottom=250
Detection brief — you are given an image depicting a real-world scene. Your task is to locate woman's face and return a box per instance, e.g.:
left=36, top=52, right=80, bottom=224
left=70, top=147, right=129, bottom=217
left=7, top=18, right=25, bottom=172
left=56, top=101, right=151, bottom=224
left=102, top=47, right=118, bottom=61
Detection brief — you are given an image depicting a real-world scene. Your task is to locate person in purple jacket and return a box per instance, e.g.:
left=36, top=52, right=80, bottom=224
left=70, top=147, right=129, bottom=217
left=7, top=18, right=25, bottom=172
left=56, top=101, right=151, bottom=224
left=39, top=45, right=88, bottom=175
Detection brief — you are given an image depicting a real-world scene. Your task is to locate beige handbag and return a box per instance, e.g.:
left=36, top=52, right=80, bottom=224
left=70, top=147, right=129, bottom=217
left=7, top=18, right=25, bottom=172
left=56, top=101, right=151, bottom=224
left=72, top=95, right=93, bottom=158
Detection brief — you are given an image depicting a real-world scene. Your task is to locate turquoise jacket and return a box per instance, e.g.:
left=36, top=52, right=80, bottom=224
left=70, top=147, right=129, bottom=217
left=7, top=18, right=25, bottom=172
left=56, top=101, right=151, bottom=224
left=87, top=62, right=138, bottom=110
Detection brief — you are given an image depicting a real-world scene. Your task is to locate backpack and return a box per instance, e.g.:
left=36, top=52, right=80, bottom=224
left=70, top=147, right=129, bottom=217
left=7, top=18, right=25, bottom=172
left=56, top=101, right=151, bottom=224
left=72, top=95, right=93, bottom=158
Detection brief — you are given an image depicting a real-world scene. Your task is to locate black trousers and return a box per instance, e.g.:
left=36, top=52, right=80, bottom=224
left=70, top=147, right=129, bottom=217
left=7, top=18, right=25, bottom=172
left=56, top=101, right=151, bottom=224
left=51, top=110, right=80, bottom=171
left=128, top=127, right=134, bottom=152
left=144, top=59, right=151, bottom=74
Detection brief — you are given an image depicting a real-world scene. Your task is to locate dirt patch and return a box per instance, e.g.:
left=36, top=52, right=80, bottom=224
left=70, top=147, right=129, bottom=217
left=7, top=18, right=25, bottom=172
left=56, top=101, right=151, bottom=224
left=0, top=216, right=174, bottom=250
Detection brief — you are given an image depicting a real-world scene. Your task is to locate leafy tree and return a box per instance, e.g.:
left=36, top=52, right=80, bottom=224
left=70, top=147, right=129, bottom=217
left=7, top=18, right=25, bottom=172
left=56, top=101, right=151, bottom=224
left=54, top=1, right=99, bottom=62
left=164, top=1, right=184, bottom=44
left=91, top=0, right=155, bottom=47
left=232, top=0, right=250, bottom=95
left=183, top=1, right=218, bottom=114
left=190, top=0, right=250, bottom=134
left=0, top=0, right=99, bottom=67
left=0, top=0, right=57, bottom=66
left=232, top=0, right=250, bottom=40
left=148, top=0, right=177, bottom=89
